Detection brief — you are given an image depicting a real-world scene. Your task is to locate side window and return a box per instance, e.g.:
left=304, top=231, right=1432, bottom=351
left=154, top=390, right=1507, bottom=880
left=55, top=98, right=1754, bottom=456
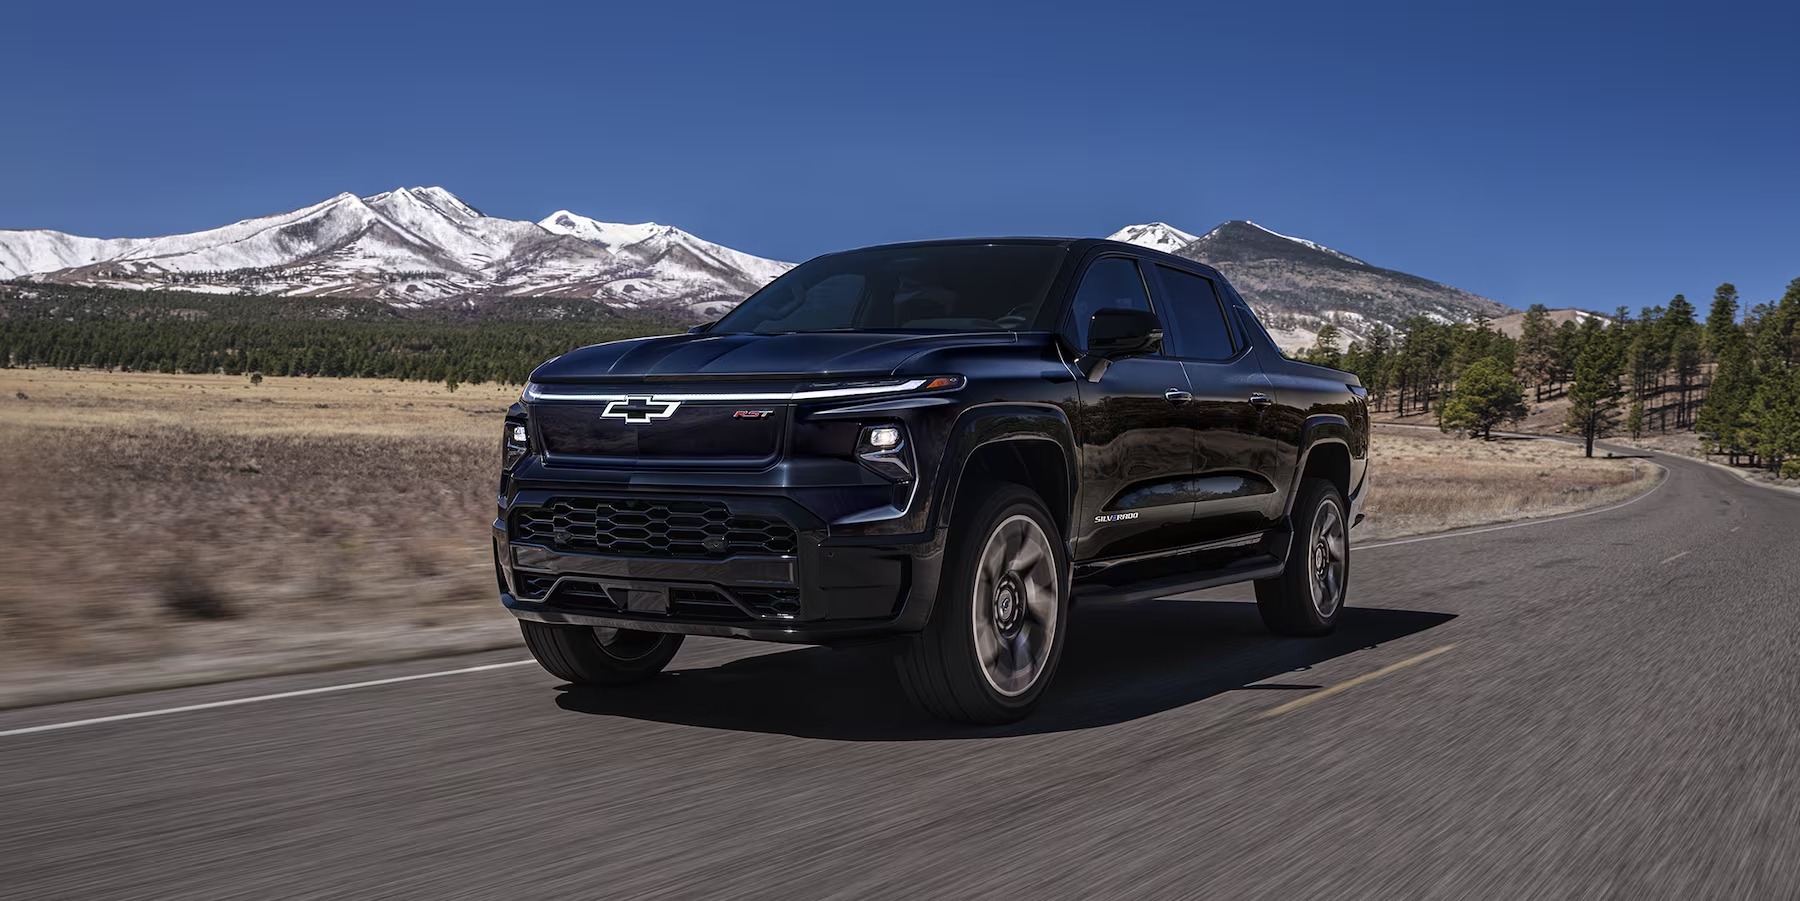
left=1069, top=257, right=1154, bottom=350
left=1153, top=265, right=1237, bottom=360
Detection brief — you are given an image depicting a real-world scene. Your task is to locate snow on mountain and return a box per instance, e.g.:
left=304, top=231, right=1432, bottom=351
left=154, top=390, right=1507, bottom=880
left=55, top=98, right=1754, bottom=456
left=1, top=188, right=793, bottom=312
left=0, top=231, right=149, bottom=280
left=1110, top=218, right=1512, bottom=350
left=1105, top=222, right=1199, bottom=255
left=540, top=211, right=793, bottom=291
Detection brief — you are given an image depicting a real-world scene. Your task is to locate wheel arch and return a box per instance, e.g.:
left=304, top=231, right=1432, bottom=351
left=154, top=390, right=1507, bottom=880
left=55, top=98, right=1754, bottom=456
left=1286, top=414, right=1355, bottom=517
left=935, top=404, right=1078, bottom=540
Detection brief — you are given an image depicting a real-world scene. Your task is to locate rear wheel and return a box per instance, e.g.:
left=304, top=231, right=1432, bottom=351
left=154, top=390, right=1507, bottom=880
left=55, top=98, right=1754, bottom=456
left=1255, top=478, right=1349, bottom=636
left=897, top=483, right=1069, bottom=724
left=520, top=621, right=684, bottom=685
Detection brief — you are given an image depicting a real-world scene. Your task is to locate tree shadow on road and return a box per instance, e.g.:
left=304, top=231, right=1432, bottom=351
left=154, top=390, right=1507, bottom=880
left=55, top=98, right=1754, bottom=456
left=552, top=598, right=1455, bottom=740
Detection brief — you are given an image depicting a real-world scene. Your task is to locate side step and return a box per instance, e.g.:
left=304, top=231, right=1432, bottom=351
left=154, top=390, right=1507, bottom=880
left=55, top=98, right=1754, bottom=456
left=1071, top=526, right=1294, bottom=604
left=1072, top=556, right=1286, bottom=604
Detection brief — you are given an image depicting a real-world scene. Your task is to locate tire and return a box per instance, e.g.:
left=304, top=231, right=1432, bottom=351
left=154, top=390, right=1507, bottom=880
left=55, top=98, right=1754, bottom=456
left=897, top=483, right=1069, bottom=725
left=1255, top=477, right=1349, bottom=637
left=520, top=620, right=684, bottom=686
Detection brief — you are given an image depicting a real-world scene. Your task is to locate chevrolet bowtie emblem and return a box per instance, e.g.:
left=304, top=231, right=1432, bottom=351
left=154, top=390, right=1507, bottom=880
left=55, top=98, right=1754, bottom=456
left=600, top=395, right=682, bottom=424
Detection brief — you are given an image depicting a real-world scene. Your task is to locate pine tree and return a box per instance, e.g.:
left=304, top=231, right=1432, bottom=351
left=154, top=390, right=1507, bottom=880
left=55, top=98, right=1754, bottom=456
left=1437, top=357, right=1529, bottom=439
left=1705, top=283, right=1740, bottom=359
left=1307, top=323, right=1343, bottom=369
left=1565, top=317, right=1624, bottom=458
left=1745, top=366, right=1800, bottom=474
left=1515, top=304, right=1557, bottom=401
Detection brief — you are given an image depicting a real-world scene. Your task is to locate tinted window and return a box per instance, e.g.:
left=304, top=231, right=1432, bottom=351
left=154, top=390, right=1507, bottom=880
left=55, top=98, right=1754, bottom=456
left=713, top=244, right=1066, bottom=334
left=1154, top=265, right=1237, bottom=360
left=1069, top=257, right=1154, bottom=350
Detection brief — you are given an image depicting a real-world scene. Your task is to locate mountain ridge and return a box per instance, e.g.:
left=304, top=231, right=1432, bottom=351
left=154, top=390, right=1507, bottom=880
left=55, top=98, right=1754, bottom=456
left=4, top=191, right=1512, bottom=348
left=0, top=187, right=794, bottom=317
left=1108, top=219, right=1512, bottom=349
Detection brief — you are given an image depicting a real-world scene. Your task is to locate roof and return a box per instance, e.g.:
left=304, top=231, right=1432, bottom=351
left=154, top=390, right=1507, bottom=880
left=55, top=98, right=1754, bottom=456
left=810, top=236, right=1225, bottom=277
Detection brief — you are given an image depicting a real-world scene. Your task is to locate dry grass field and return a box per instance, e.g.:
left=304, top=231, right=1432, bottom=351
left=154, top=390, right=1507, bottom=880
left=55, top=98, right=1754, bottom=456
left=1359, top=423, right=1655, bottom=540
left=0, top=369, right=521, bottom=707
left=0, top=369, right=1657, bottom=707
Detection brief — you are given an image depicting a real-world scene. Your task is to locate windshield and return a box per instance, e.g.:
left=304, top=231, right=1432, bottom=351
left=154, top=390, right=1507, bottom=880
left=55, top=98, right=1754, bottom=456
left=712, top=243, right=1067, bottom=334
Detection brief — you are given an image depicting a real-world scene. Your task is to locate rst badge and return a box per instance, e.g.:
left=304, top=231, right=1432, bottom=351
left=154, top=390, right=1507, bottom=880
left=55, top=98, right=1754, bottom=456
left=599, top=395, right=681, bottom=424
left=733, top=410, right=774, bottom=419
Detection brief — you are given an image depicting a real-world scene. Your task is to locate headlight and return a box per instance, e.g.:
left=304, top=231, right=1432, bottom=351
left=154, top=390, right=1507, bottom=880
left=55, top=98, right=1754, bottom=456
left=792, top=375, right=964, bottom=400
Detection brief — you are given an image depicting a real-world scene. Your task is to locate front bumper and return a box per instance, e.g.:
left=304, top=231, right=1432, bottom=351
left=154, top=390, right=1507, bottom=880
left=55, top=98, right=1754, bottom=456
left=494, top=488, right=946, bottom=643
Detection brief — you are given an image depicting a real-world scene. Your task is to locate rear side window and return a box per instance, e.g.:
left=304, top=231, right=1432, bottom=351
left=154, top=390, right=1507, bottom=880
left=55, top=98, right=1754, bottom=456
left=1068, top=257, right=1154, bottom=350
left=1153, top=265, right=1237, bottom=360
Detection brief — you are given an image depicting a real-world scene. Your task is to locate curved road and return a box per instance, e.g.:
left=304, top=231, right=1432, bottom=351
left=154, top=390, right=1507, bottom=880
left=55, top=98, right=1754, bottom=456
left=4, top=447, right=1798, bottom=899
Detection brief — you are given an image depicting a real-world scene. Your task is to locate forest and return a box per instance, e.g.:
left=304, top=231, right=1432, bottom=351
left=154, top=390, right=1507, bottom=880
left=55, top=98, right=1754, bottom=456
left=0, top=283, right=677, bottom=386
left=1303, top=277, right=1800, bottom=477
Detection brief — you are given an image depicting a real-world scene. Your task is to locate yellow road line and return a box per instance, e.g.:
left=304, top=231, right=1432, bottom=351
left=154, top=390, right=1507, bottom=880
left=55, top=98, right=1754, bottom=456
left=1258, top=644, right=1456, bottom=719
left=1660, top=551, right=1690, bottom=565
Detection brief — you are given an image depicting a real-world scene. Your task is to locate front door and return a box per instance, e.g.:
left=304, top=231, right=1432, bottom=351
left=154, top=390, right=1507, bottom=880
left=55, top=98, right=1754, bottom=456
left=1065, top=255, right=1199, bottom=562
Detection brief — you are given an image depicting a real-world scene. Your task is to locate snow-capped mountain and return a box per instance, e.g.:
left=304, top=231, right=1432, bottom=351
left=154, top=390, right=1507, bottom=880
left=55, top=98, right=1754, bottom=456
left=0, top=187, right=793, bottom=316
left=1104, top=222, right=1198, bottom=255
left=1111, top=219, right=1511, bottom=350
left=539, top=211, right=792, bottom=294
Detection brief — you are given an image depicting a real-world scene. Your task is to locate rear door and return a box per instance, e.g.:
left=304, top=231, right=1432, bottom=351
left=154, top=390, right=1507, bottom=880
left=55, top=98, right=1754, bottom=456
left=1146, top=263, right=1284, bottom=540
left=1064, top=254, right=1200, bottom=561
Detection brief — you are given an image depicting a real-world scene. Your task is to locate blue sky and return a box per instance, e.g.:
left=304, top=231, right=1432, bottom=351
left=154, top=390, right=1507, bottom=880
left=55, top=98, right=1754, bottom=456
left=7, top=0, right=1796, bottom=313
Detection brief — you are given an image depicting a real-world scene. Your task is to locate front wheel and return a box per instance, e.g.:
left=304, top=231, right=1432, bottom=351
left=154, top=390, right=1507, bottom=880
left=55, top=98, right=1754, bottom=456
left=1254, top=478, right=1349, bottom=636
left=520, top=620, right=684, bottom=685
left=897, top=483, right=1069, bottom=724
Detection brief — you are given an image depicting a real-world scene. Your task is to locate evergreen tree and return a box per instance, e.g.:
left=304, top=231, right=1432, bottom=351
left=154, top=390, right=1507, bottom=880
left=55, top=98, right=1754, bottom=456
left=1437, top=357, right=1528, bottom=439
left=1565, top=316, right=1624, bottom=458
left=1306, top=323, right=1343, bottom=369
left=1745, top=366, right=1800, bottom=473
left=1705, top=283, right=1741, bottom=359
left=1515, top=304, right=1557, bottom=401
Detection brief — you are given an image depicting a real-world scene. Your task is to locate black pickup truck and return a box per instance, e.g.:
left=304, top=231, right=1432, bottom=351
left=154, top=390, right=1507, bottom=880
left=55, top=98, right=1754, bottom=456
left=495, top=237, right=1369, bottom=723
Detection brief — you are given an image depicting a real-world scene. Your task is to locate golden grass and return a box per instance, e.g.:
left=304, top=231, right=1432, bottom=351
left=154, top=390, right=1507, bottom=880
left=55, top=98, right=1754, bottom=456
left=0, top=369, right=520, bottom=707
left=1359, top=424, right=1656, bottom=540
left=0, top=370, right=1657, bottom=707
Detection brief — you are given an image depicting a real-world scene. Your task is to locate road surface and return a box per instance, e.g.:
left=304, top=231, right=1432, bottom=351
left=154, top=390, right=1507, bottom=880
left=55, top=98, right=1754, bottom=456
left=4, top=447, right=1798, bottom=899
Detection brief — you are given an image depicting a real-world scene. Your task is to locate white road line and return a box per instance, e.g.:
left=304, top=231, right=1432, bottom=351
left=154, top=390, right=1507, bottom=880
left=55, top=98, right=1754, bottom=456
left=1661, top=551, right=1690, bottom=565
left=1357, top=460, right=1669, bottom=551
left=0, top=660, right=534, bottom=739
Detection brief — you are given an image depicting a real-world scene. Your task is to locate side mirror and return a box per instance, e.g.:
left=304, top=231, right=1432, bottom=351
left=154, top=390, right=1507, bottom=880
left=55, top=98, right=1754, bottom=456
left=1087, top=308, right=1163, bottom=359
left=686, top=320, right=717, bottom=335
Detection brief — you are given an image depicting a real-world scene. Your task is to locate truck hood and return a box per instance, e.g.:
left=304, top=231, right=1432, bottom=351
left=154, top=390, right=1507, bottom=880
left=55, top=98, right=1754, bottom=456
left=529, top=330, right=1023, bottom=382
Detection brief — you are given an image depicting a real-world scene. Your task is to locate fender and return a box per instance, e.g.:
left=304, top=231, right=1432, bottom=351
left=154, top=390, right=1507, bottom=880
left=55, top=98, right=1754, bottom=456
left=932, top=402, right=1078, bottom=537
left=1282, top=413, right=1354, bottom=518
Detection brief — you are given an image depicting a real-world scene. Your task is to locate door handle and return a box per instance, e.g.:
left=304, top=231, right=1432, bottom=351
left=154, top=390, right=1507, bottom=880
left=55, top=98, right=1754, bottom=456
left=1164, top=388, right=1193, bottom=405
left=1248, top=392, right=1274, bottom=409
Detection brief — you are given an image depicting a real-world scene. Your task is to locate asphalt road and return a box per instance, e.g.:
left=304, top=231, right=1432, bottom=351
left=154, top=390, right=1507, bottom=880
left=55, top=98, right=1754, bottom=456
left=5, top=447, right=1799, bottom=900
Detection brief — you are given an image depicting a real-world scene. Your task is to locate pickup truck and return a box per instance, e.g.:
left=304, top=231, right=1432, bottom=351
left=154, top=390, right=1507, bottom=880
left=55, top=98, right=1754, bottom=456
left=494, top=237, right=1370, bottom=723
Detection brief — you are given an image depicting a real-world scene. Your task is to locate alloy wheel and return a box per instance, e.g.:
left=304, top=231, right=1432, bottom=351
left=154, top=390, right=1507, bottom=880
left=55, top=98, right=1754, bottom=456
left=970, top=513, right=1060, bottom=697
left=1309, top=498, right=1347, bottom=618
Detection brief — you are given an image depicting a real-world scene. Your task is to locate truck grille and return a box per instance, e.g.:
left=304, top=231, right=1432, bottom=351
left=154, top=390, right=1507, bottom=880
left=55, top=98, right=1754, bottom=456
left=510, top=497, right=797, bottom=559
left=533, top=402, right=787, bottom=466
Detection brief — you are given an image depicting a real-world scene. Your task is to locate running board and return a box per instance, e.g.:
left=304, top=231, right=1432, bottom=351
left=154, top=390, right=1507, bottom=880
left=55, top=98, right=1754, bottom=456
left=1072, top=555, right=1287, bottom=605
